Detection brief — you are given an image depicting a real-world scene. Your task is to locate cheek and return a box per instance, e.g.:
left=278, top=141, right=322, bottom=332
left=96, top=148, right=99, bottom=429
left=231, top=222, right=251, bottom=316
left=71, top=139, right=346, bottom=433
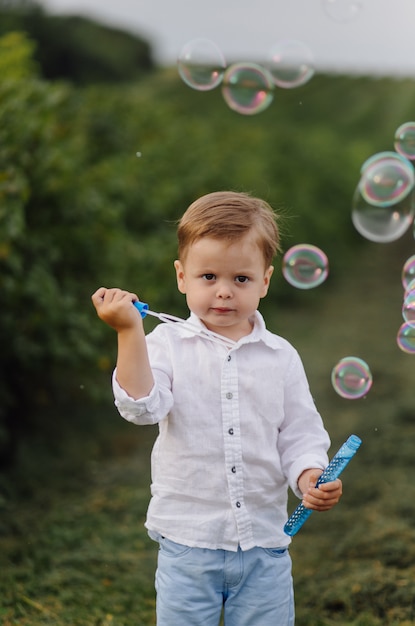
left=187, top=286, right=202, bottom=302
left=181, top=284, right=197, bottom=303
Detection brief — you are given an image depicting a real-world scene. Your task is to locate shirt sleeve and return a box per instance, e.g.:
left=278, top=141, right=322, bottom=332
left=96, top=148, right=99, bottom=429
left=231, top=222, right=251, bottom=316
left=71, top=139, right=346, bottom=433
left=278, top=347, right=330, bottom=499
left=112, top=326, right=174, bottom=425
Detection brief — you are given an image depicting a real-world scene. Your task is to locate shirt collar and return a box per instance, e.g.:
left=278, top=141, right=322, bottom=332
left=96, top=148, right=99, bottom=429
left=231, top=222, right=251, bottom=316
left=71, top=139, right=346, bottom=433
left=173, top=310, right=282, bottom=350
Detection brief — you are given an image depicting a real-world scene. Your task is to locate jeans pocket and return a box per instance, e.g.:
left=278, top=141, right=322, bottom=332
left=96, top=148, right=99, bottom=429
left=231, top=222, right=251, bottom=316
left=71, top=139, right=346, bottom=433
left=158, top=537, right=193, bottom=558
left=263, top=547, right=289, bottom=558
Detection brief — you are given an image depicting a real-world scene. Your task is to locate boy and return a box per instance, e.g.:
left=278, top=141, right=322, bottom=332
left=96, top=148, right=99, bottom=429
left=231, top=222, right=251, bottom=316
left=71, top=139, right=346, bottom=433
left=91, top=191, right=342, bottom=626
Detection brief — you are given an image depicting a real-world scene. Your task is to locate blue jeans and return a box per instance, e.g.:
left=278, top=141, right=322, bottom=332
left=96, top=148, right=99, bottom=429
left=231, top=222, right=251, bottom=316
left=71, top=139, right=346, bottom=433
left=155, top=537, right=294, bottom=626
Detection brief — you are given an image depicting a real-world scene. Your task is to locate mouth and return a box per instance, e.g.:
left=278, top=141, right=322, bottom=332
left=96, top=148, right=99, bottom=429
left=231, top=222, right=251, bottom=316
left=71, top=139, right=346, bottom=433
left=211, top=307, right=234, bottom=314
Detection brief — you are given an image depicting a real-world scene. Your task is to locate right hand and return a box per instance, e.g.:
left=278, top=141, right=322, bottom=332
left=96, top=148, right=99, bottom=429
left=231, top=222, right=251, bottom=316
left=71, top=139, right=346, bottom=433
left=91, top=287, right=142, bottom=332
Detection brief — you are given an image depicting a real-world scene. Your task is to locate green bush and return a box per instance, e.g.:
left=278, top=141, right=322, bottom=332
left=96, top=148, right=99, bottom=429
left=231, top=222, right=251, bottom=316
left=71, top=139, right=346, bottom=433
left=1, top=27, right=415, bottom=470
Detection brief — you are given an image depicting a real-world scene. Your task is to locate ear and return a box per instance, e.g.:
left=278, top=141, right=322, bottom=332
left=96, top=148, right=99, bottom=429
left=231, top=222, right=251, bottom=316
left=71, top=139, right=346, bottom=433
left=174, top=259, right=187, bottom=294
left=260, top=265, right=274, bottom=298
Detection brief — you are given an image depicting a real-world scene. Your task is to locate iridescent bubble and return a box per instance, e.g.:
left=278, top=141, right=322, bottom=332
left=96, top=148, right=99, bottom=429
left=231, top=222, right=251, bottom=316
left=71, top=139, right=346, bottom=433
left=402, top=255, right=415, bottom=289
left=352, top=185, right=415, bottom=243
left=404, top=278, right=415, bottom=297
left=402, top=290, right=415, bottom=326
left=177, top=38, right=226, bottom=91
left=267, top=40, right=314, bottom=89
left=358, top=151, right=415, bottom=208
left=282, top=244, right=329, bottom=289
left=221, top=62, right=274, bottom=115
left=397, top=322, right=415, bottom=354
left=394, top=122, right=415, bottom=160
left=322, top=0, right=363, bottom=22
left=331, top=357, right=373, bottom=400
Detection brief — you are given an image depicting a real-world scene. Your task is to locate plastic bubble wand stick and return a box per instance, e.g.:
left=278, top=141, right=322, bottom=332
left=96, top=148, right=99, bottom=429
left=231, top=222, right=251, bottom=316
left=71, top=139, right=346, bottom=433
left=133, top=300, right=236, bottom=348
left=284, top=434, right=362, bottom=537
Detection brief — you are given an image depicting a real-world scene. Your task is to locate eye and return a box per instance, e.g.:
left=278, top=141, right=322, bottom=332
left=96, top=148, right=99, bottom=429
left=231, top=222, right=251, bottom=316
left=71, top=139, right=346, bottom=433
left=203, top=273, right=216, bottom=281
left=235, top=276, right=249, bottom=283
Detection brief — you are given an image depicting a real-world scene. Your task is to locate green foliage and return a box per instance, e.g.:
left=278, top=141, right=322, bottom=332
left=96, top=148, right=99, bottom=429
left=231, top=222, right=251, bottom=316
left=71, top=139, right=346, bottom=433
left=0, top=30, right=38, bottom=79
left=0, top=0, right=154, bottom=84
left=0, top=32, right=131, bottom=465
left=1, top=25, right=415, bottom=472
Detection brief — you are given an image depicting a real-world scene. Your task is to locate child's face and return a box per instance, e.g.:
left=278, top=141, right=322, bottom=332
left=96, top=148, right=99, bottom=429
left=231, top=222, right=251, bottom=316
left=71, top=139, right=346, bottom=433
left=174, top=230, right=274, bottom=341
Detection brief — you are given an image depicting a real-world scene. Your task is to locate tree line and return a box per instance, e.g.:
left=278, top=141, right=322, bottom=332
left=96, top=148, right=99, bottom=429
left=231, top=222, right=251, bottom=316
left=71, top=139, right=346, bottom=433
left=0, top=0, right=154, bottom=84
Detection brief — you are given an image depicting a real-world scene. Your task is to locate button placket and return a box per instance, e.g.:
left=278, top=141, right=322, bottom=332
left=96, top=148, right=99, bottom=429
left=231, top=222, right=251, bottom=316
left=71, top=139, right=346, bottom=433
left=221, top=351, right=253, bottom=544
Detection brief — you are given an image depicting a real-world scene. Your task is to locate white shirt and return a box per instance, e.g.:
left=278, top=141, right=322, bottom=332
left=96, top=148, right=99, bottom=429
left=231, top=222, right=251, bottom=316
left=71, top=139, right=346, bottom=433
left=113, top=311, right=330, bottom=551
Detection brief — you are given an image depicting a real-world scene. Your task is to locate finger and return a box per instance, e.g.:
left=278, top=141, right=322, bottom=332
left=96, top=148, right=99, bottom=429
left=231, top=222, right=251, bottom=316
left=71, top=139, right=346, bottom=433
left=303, top=486, right=341, bottom=508
left=318, top=479, right=343, bottom=495
left=108, top=289, right=139, bottom=306
left=91, top=287, right=108, bottom=310
left=307, top=471, right=323, bottom=488
left=106, top=288, right=122, bottom=304
left=91, top=286, right=107, bottom=301
left=93, top=287, right=119, bottom=305
left=303, top=495, right=339, bottom=511
left=309, top=487, right=340, bottom=502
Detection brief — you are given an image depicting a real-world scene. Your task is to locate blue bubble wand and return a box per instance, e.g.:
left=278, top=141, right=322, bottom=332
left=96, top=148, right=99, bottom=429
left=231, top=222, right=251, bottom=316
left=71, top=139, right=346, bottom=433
left=133, top=300, right=236, bottom=348
left=284, top=434, right=362, bottom=537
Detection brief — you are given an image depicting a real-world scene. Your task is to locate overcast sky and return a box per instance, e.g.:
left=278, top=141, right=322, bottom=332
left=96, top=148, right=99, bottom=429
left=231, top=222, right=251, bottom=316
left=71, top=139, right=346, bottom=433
left=38, top=0, right=415, bottom=76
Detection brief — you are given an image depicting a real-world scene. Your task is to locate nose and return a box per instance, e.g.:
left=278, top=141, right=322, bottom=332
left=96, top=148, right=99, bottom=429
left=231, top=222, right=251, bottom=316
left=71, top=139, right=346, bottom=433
left=216, top=280, right=233, bottom=299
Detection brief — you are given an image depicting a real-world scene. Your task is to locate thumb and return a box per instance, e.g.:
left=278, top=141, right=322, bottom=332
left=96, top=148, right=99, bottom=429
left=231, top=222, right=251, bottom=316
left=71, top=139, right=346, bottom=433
left=307, top=470, right=323, bottom=489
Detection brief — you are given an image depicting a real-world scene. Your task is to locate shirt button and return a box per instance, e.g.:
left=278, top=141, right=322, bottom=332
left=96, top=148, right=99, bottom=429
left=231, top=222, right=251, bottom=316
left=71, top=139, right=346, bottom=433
left=227, top=355, right=232, bottom=361
left=228, top=428, right=234, bottom=435
left=231, top=466, right=236, bottom=473
left=236, top=501, right=241, bottom=508
left=226, top=392, right=233, bottom=399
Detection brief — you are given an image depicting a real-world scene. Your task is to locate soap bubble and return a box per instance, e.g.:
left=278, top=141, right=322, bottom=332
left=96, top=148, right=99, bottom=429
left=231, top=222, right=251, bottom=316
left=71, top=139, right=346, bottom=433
left=268, top=40, right=314, bottom=89
left=178, top=38, right=226, bottom=91
left=322, top=0, right=363, bottom=22
left=352, top=185, right=415, bottom=242
left=358, top=151, right=415, bottom=207
left=397, top=322, right=415, bottom=354
left=221, top=62, right=274, bottom=115
left=331, top=357, right=373, bottom=399
left=402, top=290, right=415, bottom=326
left=394, top=122, right=415, bottom=160
left=282, top=244, right=329, bottom=289
left=402, top=255, right=415, bottom=289
left=404, top=278, right=415, bottom=297
left=352, top=152, right=415, bottom=243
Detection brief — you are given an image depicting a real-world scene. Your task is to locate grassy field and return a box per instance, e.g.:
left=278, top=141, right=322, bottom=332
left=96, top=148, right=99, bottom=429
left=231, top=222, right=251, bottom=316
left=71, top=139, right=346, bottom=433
left=1, top=230, right=415, bottom=625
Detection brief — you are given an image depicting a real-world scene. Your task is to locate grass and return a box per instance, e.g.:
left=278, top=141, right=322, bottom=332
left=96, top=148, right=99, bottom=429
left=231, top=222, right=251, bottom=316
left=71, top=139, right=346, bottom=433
left=1, top=231, right=415, bottom=625
left=0, top=425, right=159, bottom=625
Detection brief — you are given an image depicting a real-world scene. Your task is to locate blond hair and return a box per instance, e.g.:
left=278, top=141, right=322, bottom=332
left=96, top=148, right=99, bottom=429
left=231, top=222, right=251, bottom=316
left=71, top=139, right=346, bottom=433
left=177, top=191, right=281, bottom=267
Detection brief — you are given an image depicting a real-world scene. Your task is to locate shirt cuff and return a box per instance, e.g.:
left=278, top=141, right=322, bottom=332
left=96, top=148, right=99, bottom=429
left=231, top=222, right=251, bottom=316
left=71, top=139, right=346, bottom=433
left=112, top=368, right=157, bottom=422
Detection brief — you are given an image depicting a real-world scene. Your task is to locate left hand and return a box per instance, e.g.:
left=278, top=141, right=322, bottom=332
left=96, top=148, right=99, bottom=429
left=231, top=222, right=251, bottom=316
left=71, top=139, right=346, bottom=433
left=298, top=469, right=342, bottom=512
